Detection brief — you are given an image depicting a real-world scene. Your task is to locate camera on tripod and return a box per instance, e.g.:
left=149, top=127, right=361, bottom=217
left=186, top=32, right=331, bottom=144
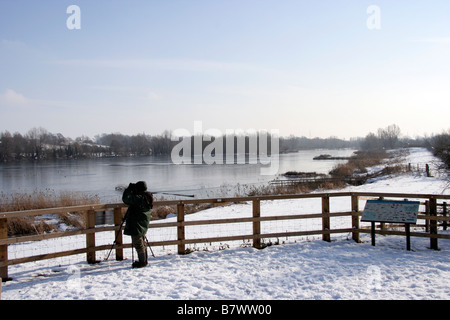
left=128, top=181, right=147, bottom=193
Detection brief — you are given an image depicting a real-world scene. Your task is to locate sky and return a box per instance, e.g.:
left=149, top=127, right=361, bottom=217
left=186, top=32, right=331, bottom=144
left=0, top=0, right=449, bottom=140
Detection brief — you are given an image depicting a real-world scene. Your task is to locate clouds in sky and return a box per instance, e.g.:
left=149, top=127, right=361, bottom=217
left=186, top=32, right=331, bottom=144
left=0, top=88, right=28, bottom=106
left=0, top=1, right=449, bottom=139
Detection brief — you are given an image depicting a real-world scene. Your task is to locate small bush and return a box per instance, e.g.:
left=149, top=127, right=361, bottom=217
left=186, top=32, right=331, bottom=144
left=152, top=205, right=176, bottom=219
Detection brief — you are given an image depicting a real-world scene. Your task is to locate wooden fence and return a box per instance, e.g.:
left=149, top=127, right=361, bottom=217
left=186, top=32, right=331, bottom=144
left=1, top=191, right=449, bottom=281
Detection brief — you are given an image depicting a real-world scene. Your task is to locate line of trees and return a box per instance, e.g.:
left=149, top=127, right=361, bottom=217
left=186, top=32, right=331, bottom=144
left=360, top=124, right=402, bottom=150
left=280, top=135, right=359, bottom=152
left=0, top=125, right=448, bottom=167
left=95, top=131, right=173, bottom=157
left=428, top=130, right=450, bottom=168
left=0, top=127, right=175, bottom=162
left=0, top=128, right=107, bottom=161
left=0, top=127, right=358, bottom=162
left=360, top=124, right=449, bottom=168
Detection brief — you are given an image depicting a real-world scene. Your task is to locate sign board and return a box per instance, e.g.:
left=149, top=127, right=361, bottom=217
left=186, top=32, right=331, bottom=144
left=361, top=200, right=420, bottom=224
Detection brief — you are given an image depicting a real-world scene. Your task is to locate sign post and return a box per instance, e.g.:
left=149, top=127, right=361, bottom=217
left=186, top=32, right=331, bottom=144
left=361, top=200, right=420, bottom=251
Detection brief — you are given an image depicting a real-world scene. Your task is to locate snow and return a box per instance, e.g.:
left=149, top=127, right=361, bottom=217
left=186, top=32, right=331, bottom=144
left=2, top=148, right=449, bottom=301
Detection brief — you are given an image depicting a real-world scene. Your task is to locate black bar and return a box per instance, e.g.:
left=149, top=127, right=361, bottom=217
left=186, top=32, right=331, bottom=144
left=405, top=223, right=411, bottom=251
left=371, top=222, right=375, bottom=246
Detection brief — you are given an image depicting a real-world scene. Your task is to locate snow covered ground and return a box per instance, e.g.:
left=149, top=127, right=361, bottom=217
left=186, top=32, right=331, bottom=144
left=2, top=148, right=449, bottom=301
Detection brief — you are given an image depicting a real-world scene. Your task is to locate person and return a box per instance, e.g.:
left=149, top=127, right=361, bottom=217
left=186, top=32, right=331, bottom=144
left=122, top=181, right=153, bottom=268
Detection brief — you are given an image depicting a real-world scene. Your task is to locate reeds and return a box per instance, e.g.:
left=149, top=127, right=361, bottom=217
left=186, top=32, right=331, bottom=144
left=329, top=150, right=388, bottom=177
left=1, top=189, right=100, bottom=236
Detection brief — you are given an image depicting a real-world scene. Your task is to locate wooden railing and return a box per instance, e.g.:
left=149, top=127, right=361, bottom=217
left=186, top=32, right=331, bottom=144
left=1, top=191, right=449, bottom=281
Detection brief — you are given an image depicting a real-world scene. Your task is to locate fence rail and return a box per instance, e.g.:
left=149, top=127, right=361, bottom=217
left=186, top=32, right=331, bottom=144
left=1, top=191, right=450, bottom=281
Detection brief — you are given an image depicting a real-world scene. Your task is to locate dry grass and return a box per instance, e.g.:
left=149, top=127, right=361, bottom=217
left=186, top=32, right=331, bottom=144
left=6, top=217, right=57, bottom=236
left=152, top=205, right=176, bottom=219
left=245, top=179, right=346, bottom=197
left=246, top=184, right=310, bottom=196
left=1, top=189, right=100, bottom=236
left=0, top=189, right=99, bottom=212
left=329, top=150, right=388, bottom=177
left=249, top=150, right=400, bottom=197
left=152, top=203, right=217, bottom=219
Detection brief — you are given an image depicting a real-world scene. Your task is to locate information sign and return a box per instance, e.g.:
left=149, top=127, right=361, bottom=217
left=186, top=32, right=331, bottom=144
left=361, top=200, right=420, bottom=250
left=361, top=200, right=419, bottom=224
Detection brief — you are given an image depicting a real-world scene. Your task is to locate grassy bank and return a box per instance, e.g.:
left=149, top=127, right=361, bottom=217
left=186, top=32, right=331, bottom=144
left=249, top=149, right=407, bottom=197
left=1, top=189, right=100, bottom=236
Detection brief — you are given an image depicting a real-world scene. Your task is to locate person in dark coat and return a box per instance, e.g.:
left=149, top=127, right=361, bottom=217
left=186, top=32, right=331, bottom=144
left=122, top=181, right=153, bottom=268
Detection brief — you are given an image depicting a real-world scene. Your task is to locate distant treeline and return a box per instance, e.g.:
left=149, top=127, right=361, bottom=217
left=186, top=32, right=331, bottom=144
left=0, top=125, right=448, bottom=167
left=428, top=130, right=450, bottom=168
left=359, top=124, right=449, bottom=168
left=0, top=127, right=174, bottom=161
left=0, top=127, right=355, bottom=162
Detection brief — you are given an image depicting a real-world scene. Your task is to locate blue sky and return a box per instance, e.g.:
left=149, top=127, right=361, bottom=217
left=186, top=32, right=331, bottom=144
left=0, top=0, right=449, bottom=139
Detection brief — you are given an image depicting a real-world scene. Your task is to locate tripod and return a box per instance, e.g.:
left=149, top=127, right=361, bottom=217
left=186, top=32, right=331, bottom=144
left=105, top=210, right=156, bottom=262
left=104, top=212, right=128, bottom=261
left=131, top=235, right=155, bottom=265
left=145, top=236, right=156, bottom=258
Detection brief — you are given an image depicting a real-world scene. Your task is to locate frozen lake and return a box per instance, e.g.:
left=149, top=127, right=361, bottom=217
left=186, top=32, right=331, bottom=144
left=0, top=149, right=355, bottom=202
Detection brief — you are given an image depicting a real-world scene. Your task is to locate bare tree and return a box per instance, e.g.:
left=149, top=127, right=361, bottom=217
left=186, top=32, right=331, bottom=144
left=377, top=124, right=401, bottom=149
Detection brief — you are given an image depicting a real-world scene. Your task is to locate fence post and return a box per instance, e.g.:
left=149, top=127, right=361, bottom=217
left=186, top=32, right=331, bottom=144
left=177, top=202, right=185, bottom=254
left=429, top=197, right=438, bottom=250
left=443, top=202, right=447, bottom=231
left=351, top=194, right=360, bottom=243
left=253, top=199, right=261, bottom=249
left=322, top=195, right=330, bottom=242
left=0, top=218, right=8, bottom=281
left=378, top=197, right=385, bottom=231
left=113, top=207, right=124, bottom=261
left=86, top=209, right=97, bottom=263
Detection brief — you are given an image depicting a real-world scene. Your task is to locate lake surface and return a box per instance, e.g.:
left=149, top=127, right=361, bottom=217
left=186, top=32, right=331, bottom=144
left=0, top=149, right=355, bottom=203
